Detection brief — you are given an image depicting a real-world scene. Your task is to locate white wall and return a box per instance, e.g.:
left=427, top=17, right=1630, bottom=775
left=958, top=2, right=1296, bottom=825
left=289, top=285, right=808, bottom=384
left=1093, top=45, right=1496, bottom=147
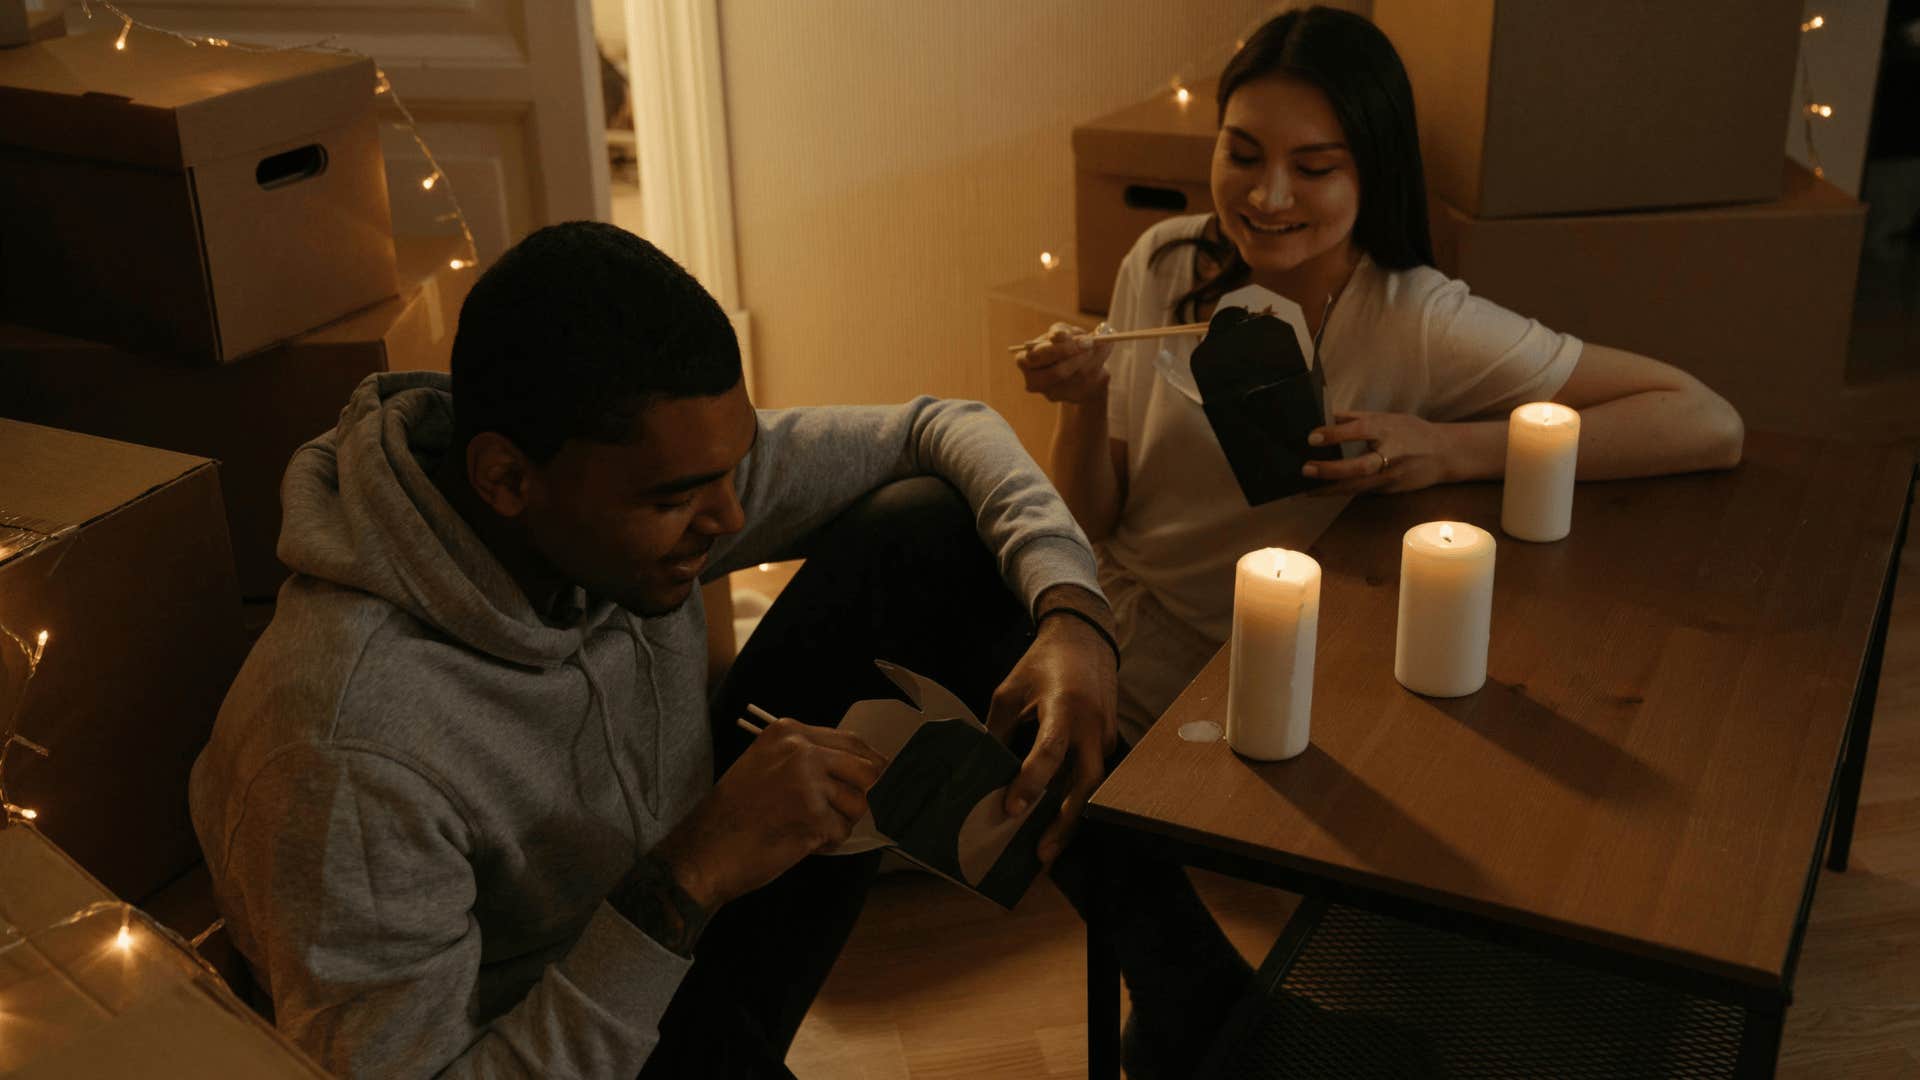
left=1788, top=0, right=1890, bottom=196
left=719, top=1, right=1288, bottom=410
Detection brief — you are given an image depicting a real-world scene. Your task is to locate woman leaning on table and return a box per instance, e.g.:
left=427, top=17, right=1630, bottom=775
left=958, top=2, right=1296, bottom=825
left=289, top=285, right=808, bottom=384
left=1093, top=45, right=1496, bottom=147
left=1023, top=7, right=1743, bottom=1076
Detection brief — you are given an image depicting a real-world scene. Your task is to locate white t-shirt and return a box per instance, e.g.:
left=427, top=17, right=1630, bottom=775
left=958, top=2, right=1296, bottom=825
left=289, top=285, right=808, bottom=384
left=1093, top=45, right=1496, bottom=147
left=1100, top=214, right=1581, bottom=741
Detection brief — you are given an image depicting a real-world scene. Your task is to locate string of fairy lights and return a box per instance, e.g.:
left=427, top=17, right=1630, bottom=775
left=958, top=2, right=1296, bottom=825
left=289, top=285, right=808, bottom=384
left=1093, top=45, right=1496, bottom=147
left=0, top=5, right=1854, bottom=1059
left=1799, top=13, right=1832, bottom=179
left=78, top=0, right=479, bottom=272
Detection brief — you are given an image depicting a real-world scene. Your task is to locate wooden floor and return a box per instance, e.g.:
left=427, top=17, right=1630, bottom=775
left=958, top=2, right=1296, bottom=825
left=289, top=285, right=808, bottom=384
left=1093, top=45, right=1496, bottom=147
left=788, top=479, right=1920, bottom=1079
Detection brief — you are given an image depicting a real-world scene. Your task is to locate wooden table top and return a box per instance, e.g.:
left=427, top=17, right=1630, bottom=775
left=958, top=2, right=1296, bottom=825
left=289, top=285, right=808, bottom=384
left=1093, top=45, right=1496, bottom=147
left=1089, top=432, right=1914, bottom=990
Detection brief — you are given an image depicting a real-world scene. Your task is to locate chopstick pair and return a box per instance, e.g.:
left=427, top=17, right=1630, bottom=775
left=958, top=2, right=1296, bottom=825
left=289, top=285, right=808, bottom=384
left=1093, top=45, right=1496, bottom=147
left=735, top=703, right=779, bottom=737
left=1007, top=321, right=1210, bottom=357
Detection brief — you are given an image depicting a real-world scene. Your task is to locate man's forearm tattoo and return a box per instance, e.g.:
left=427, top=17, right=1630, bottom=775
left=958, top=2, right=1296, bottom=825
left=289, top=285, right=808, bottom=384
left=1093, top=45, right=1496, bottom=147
left=609, top=854, right=713, bottom=959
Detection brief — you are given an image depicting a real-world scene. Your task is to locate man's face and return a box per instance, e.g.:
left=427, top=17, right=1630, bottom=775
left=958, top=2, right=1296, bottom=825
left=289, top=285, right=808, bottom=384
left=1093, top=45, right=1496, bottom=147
left=521, top=380, right=756, bottom=616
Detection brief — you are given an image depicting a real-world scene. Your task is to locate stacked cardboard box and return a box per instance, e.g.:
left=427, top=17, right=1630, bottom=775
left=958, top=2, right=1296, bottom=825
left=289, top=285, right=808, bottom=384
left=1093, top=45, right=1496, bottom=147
left=1072, top=78, right=1220, bottom=315
left=0, top=421, right=246, bottom=904
left=0, top=30, right=477, bottom=597
left=0, top=239, right=475, bottom=598
left=0, top=31, right=466, bottom=1057
left=0, top=822, right=325, bottom=1076
left=0, top=0, right=63, bottom=48
left=1372, top=0, right=1884, bottom=434
left=0, top=30, right=399, bottom=362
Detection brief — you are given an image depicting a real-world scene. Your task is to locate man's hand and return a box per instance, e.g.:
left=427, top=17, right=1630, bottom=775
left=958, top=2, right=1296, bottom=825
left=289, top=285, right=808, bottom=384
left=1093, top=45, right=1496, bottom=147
left=985, top=585, right=1119, bottom=866
left=651, top=718, right=885, bottom=911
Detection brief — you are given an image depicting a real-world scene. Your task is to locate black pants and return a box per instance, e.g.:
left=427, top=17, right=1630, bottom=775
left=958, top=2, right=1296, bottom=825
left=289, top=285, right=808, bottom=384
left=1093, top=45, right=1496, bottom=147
left=639, top=478, right=1032, bottom=1079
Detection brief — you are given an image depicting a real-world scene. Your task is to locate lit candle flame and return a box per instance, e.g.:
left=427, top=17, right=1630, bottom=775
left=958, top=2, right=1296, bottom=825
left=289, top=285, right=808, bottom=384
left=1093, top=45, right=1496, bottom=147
left=1439, top=523, right=1455, bottom=545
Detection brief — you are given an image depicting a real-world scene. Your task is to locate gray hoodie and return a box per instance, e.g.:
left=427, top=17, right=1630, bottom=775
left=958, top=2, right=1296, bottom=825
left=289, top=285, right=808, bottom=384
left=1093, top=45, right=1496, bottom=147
left=188, top=372, right=1101, bottom=1078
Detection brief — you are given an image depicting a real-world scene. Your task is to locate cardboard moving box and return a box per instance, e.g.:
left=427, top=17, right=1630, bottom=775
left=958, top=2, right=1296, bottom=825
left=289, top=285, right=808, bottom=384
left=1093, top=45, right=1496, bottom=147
left=1374, top=0, right=1803, bottom=219
left=1073, top=79, right=1218, bottom=315
left=0, top=0, right=63, bottom=48
left=0, top=824, right=325, bottom=1076
left=0, top=421, right=245, bottom=904
left=0, top=29, right=398, bottom=362
left=0, top=239, right=473, bottom=598
left=1430, top=162, right=1868, bottom=435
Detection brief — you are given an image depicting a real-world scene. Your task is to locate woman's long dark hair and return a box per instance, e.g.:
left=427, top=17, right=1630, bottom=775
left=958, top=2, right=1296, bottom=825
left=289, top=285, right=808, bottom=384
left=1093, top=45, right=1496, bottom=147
left=1155, top=6, right=1434, bottom=321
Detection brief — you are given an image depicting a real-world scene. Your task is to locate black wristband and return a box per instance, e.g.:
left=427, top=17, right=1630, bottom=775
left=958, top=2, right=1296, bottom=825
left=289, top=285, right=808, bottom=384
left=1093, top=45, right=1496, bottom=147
left=609, top=854, right=713, bottom=959
left=1037, top=605, right=1121, bottom=668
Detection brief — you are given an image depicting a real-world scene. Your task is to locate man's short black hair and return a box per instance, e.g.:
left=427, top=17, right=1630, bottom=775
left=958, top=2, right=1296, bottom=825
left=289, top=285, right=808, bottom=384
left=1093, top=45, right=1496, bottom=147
left=449, top=221, right=743, bottom=463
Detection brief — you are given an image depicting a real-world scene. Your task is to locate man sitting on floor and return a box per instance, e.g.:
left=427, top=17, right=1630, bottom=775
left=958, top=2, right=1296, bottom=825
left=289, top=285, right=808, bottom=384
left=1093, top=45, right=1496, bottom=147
left=189, top=221, right=1118, bottom=1078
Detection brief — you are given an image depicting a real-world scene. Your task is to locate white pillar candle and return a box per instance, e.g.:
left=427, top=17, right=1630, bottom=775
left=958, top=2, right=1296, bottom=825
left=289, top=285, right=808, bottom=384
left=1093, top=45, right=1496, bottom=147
left=1501, top=402, right=1581, bottom=542
left=1394, top=522, right=1496, bottom=698
left=1226, top=547, right=1320, bottom=761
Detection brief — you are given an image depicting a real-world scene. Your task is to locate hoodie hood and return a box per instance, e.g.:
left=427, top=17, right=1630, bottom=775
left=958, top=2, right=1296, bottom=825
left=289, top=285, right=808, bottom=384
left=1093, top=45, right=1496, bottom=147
left=277, top=371, right=612, bottom=668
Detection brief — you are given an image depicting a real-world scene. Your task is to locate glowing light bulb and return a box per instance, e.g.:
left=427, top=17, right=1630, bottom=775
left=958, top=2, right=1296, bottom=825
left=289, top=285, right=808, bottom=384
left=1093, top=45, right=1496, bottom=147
left=205, top=37, right=231, bottom=47
left=32, top=630, right=48, bottom=664
left=1039, top=251, right=1058, bottom=270
left=18, top=808, right=36, bottom=821
left=1802, top=15, right=1824, bottom=30
left=448, top=258, right=469, bottom=270
left=114, top=17, right=131, bottom=50
left=1174, top=86, right=1191, bottom=106
left=421, top=174, right=439, bottom=191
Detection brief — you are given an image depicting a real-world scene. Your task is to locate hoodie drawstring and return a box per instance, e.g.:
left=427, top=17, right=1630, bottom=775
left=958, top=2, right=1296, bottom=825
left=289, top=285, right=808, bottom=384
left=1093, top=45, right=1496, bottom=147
left=625, top=613, right=666, bottom=818
left=573, top=645, right=647, bottom=852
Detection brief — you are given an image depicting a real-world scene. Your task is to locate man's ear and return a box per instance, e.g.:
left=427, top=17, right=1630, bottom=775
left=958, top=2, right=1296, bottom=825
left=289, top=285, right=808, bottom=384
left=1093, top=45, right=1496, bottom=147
left=467, top=432, right=538, bottom=519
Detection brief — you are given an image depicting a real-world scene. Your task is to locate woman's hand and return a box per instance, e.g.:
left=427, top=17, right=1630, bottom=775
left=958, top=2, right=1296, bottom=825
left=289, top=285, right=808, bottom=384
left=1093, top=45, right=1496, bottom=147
left=1302, top=411, right=1455, bottom=496
left=1016, top=323, right=1114, bottom=405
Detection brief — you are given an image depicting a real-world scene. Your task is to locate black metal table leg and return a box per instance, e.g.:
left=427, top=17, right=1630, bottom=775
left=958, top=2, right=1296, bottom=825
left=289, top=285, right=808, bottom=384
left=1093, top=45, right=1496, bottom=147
left=1087, top=823, right=1121, bottom=1080
left=1735, top=1002, right=1785, bottom=1079
left=1828, top=467, right=1911, bottom=871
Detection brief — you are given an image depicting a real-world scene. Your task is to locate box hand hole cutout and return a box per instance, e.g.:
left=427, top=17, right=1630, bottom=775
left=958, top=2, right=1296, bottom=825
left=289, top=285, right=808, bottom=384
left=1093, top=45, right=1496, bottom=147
left=1123, top=184, right=1188, bottom=213
left=255, top=144, right=328, bottom=190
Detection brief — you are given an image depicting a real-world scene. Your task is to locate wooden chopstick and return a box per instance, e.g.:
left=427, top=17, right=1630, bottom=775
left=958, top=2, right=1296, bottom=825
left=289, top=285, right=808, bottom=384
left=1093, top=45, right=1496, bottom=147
left=1007, top=321, right=1210, bottom=355
left=736, top=703, right=780, bottom=736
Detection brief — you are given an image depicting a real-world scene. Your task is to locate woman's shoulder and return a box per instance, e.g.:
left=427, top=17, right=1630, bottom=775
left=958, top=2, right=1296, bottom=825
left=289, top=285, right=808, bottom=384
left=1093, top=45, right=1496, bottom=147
left=1361, top=258, right=1462, bottom=313
left=1125, top=213, right=1213, bottom=266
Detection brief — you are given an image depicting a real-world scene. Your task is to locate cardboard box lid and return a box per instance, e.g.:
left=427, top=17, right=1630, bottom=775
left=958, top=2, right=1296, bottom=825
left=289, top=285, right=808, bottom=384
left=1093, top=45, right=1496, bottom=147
left=0, top=29, right=374, bottom=168
left=0, top=420, right=207, bottom=545
left=1072, top=77, right=1218, bottom=182
left=1433, top=162, right=1862, bottom=231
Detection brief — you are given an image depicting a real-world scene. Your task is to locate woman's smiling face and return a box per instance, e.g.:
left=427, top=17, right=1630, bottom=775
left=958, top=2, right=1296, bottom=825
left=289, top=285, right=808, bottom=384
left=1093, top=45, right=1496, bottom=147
left=1210, top=74, right=1361, bottom=287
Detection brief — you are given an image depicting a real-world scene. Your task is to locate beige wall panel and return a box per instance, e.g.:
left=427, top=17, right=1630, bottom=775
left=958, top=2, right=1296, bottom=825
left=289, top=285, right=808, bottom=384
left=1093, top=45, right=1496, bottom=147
left=720, top=0, right=1296, bottom=410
